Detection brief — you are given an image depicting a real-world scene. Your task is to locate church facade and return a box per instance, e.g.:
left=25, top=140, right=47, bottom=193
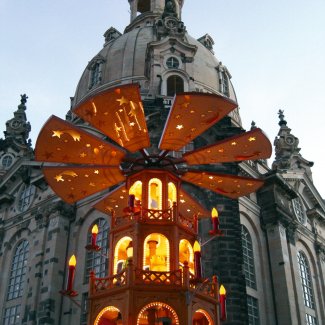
left=0, top=1, right=324, bottom=324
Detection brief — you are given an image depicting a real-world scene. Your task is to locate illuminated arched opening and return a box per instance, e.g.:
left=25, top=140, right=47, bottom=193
left=148, top=178, right=162, bottom=210
left=192, top=309, right=213, bottom=325
left=168, top=182, right=177, bottom=208
left=137, top=302, right=180, bottom=325
left=179, top=239, right=194, bottom=274
left=143, top=233, right=170, bottom=271
left=94, top=306, right=122, bottom=325
left=129, top=180, right=142, bottom=206
left=113, top=236, right=132, bottom=274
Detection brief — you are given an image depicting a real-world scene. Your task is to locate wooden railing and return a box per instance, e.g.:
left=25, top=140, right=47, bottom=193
left=111, top=204, right=196, bottom=234
left=134, top=268, right=182, bottom=286
left=90, top=270, right=126, bottom=294
left=138, top=207, right=174, bottom=222
left=89, top=261, right=219, bottom=300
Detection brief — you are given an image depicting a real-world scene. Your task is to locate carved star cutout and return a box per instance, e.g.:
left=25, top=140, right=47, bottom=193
left=231, top=142, right=237, bottom=146
left=52, top=130, right=63, bottom=138
left=80, top=152, right=87, bottom=158
left=176, top=125, right=184, bottom=130
left=248, top=137, right=256, bottom=142
left=116, top=96, right=129, bottom=106
left=55, top=175, right=64, bottom=182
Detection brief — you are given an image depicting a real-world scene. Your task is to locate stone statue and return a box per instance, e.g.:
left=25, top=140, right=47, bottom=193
left=163, top=0, right=177, bottom=18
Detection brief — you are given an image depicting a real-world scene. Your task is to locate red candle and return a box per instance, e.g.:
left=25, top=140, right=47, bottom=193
left=91, top=224, right=99, bottom=246
left=193, top=241, right=202, bottom=279
left=66, top=255, right=77, bottom=292
left=128, top=194, right=135, bottom=208
left=209, top=207, right=220, bottom=235
left=219, top=285, right=227, bottom=321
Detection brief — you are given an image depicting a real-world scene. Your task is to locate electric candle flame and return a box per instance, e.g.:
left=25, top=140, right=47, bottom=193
left=193, top=241, right=201, bottom=253
left=211, top=207, right=218, bottom=218
left=92, top=224, right=99, bottom=235
left=69, top=255, right=77, bottom=267
left=220, top=285, right=226, bottom=295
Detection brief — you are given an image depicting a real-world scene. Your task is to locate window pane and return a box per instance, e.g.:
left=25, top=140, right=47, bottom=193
left=84, top=218, right=109, bottom=281
left=241, top=226, right=256, bottom=289
left=3, top=305, right=21, bottom=325
left=7, top=241, right=29, bottom=301
left=247, top=295, right=259, bottom=325
left=297, top=252, right=315, bottom=309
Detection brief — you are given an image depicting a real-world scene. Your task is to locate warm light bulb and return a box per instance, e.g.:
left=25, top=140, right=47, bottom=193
left=211, top=207, right=218, bottom=218
left=92, top=224, right=99, bottom=235
left=69, top=255, right=77, bottom=267
left=220, top=284, right=226, bottom=295
left=193, top=241, right=201, bottom=253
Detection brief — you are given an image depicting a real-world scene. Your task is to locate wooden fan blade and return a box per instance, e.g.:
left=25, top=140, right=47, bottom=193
left=43, top=166, right=125, bottom=204
left=94, top=184, right=128, bottom=216
left=183, top=128, right=272, bottom=165
left=159, top=93, right=237, bottom=151
left=182, top=171, right=264, bottom=199
left=35, top=115, right=126, bottom=165
left=179, top=187, right=210, bottom=218
left=73, top=84, right=150, bottom=152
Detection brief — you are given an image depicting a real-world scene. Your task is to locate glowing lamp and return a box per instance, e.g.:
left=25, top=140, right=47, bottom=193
left=212, top=207, right=218, bottom=218
left=91, top=224, right=99, bottom=246
left=126, top=241, right=133, bottom=259
left=209, top=207, right=222, bottom=235
left=66, top=254, right=76, bottom=292
left=219, top=284, right=227, bottom=321
left=193, top=240, right=201, bottom=252
left=85, top=224, right=101, bottom=252
left=193, top=241, right=202, bottom=279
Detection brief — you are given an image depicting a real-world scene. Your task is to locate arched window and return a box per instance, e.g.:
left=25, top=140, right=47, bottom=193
left=7, top=240, right=29, bottom=300
left=241, top=225, right=256, bottom=289
left=168, top=182, right=177, bottom=208
left=129, top=180, right=142, bottom=205
left=113, top=236, right=132, bottom=274
left=179, top=239, right=194, bottom=273
left=167, top=75, right=184, bottom=96
left=137, top=302, right=179, bottom=325
left=85, top=218, right=109, bottom=280
left=148, top=178, right=162, bottom=210
left=143, top=233, right=170, bottom=272
left=297, top=251, right=315, bottom=309
left=17, top=184, right=36, bottom=212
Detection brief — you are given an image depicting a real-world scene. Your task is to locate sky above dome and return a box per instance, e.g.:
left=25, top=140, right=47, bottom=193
left=0, top=0, right=324, bottom=198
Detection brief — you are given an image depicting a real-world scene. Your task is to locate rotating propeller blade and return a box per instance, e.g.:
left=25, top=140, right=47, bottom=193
left=43, top=166, right=125, bottom=204
left=183, top=128, right=272, bottom=165
left=159, top=93, right=237, bottom=151
left=182, top=171, right=264, bottom=199
left=73, top=84, right=150, bottom=152
left=94, top=184, right=128, bottom=216
left=35, top=115, right=126, bottom=165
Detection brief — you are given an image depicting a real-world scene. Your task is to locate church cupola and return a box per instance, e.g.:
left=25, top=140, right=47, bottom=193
left=128, top=0, right=183, bottom=22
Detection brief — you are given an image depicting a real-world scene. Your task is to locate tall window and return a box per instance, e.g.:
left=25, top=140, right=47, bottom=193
left=241, top=225, right=256, bottom=289
left=167, top=75, right=184, bottom=96
left=297, top=251, right=315, bottom=309
left=306, top=314, right=317, bottom=325
left=85, top=218, right=109, bottom=281
left=80, top=293, right=89, bottom=325
left=7, top=240, right=29, bottom=300
left=247, top=295, right=260, bottom=325
left=292, top=198, right=306, bottom=224
left=220, top=71, right=229, bottom=97
left=3, top=305, right=21, bottom=325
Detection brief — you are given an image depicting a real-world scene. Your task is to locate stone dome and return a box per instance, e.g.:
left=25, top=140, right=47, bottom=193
left=72, top=0, right=240, bottom=125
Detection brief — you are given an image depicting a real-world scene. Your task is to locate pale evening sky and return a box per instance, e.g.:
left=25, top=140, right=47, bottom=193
left=0, top=0, right=324, bottom=197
